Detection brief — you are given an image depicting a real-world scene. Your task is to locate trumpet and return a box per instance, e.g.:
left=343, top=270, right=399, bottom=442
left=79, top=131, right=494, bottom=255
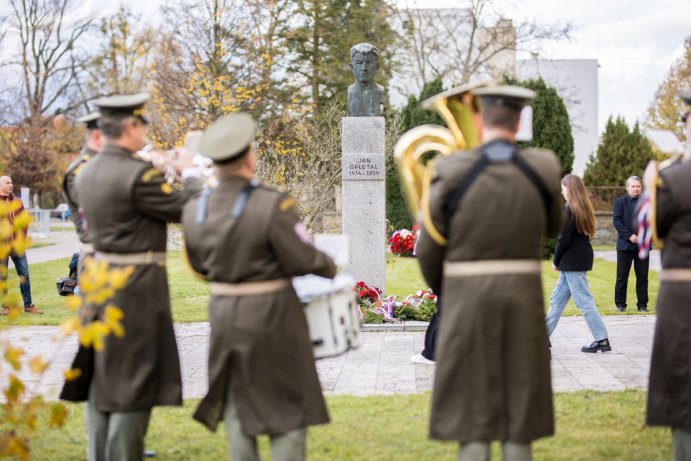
left=136, top=131, right=216, bottom=186
left=394, top=81, right=487, bottom=220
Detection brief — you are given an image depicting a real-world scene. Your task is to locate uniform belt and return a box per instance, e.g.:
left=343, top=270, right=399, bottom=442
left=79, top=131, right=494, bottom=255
left=210, top=279, right=291, bottom=296
left=94, top=251, right=167, bottom=265
left=444, top=259, right=541, bottom=277
left=659, top=269, right=691, bottom=282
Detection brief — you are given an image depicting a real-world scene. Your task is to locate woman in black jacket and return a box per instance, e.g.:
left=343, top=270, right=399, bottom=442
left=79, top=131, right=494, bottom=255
left=545, top=174, right=611, bottom=353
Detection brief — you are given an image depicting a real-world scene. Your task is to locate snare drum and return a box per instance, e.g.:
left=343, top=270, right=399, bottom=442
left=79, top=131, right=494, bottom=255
left=293, top=273, right=361, bottom=359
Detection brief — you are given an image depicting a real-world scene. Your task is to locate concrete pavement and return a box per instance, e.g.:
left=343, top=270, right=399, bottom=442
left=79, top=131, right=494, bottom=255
left=0, top=314, right=655, bottom=401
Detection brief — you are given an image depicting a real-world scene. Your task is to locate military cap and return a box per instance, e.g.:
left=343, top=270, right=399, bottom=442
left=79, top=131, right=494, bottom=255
left=678, top=89, right=691, bottom=106
left=78, top=111, right=100, bottom=130
left=474, top=85, right=536, bottom=109
left=423, top=81, right=490, bottom=106
left=198, top=113, right=257, bottom=163
left=92, top=92, right=150, bottom=121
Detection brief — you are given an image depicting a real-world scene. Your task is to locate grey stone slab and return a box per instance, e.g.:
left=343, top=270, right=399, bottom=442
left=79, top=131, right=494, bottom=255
left=341, top=117, right=386, bottom=292
left=341, top=117, right=385, bottom=154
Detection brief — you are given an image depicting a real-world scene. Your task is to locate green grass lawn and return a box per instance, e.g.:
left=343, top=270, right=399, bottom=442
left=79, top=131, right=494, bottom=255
left=23, top=391, right=669, bottom=460
left=387, top=255, right=658, bottom=316
left=0, top=252, right=657, bottom=326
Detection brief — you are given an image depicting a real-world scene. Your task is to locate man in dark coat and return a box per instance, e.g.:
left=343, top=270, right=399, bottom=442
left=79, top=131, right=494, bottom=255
left=644, top=89, right=691, bottom=460
left=63, top=111, right=102, bottom=247
left=416, top=84, right=563, bottom=461
left=182, top=113, right=336, bottom=461
left=61, top=93, right=200, bottom=461
left=612, top=176, right=649, bottom=311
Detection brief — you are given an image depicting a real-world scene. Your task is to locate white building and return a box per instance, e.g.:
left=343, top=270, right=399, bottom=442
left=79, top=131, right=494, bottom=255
left=517, top=59, right=599, bottom=175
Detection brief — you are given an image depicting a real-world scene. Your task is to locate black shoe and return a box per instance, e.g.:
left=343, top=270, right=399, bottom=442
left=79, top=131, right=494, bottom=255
left=638, top=306, right=649, bottom=312
left=616, top=305, right=626, bottom=312
left=581, top=338, right=612, bottom=353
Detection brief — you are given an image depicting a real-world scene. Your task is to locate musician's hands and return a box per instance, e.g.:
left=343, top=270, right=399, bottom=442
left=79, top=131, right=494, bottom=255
left=171, top=148, right=195, bottom=174
left=643, top=160, right=658, bottom=189
left=629, top=234, right=638, bottom=244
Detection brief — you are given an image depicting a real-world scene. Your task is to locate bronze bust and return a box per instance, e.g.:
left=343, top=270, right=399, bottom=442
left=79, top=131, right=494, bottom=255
left=347, top=43, right=383, bottom=117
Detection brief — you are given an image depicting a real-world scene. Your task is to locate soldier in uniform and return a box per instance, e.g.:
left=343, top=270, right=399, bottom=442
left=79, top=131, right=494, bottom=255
left=181, top=113, right=336, bottom=461
left=63, top=111, right=101, bottom=247
left=645, top=89, right=691, bottom=460
left=416, top=85, right=563, bottom=461
left=60, top=93, right=201, bottom=461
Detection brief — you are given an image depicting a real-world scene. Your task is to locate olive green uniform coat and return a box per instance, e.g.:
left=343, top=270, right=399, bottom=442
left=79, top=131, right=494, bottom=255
left=182, top=176, right=336, bottom=436
left=647, top=159, right=691, bottom=431
left=62, top=146, right=95, bottom=243
left=417, top=143, right=563, bottom=443
left=68, top=143, right=200, bottom=412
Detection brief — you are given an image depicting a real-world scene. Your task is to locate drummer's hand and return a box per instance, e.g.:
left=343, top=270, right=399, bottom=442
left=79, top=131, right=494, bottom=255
left=171, top=148, right=195, bottom=173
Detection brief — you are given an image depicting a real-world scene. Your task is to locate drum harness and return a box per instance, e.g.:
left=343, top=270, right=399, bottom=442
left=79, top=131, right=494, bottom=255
left=441, top=139, right=552, bottom=277
left=195, top=181, right=291, bottom=296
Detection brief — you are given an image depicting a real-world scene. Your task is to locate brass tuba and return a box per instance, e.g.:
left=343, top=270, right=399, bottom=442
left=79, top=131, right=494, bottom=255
left=394, top=82, right=487, bottom=220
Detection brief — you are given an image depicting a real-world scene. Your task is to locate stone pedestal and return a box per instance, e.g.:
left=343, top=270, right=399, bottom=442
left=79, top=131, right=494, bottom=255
left=341, top=117, right=386, bottom=291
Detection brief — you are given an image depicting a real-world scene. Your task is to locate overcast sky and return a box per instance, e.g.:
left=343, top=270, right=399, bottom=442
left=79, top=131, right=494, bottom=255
left=104, top=0, right=691, bottom=133
left=414, top=0, right=691, bottom=132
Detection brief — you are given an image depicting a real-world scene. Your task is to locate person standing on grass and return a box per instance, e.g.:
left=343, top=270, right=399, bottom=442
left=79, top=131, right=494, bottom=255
left=182, top=113, right=336, bottom=461
left=644, top=89, right=691, bottom=461
left=0, top=175, right=41, bottom=316
left=60, top=93, right=201, bottom=461
left=545, top=174, right=611, bottom=353
left=416, top=84, right=563, bottom=461
left=613, top=175, right=649, bottom=312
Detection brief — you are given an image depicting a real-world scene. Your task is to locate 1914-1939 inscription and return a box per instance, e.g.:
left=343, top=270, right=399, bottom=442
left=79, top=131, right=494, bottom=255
left=342, top=154, right=384, bottom=180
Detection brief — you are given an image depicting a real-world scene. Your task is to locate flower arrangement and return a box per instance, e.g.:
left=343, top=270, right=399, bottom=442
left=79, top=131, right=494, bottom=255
left=354, top=281, right=437, bottom=323
left=388, top=224, right=418, bottom=257
left=394, top=290, right=437, bottom=322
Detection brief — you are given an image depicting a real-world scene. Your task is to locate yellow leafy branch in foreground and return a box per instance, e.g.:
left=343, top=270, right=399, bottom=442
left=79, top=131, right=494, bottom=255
left=1, top=205, right=133, bottom=459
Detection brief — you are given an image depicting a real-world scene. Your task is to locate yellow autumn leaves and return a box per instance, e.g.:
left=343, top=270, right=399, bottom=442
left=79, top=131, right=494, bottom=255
left=0, top=208, right=133, bottom=460
left=62, top=258, right=132, bottom=358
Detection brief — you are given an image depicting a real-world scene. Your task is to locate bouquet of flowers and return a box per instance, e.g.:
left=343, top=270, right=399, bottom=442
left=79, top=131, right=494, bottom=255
left=354, top=281, right=398, bottom=324
left=388, top=225, right=417, bottom=257
left=393, top=289, right=437, bottom=322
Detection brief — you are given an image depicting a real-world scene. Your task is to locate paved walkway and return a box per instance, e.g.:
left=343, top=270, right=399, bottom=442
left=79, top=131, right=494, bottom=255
left=9, top=229, right=81, bottom=268
left=0, top=315, right=656, bottom=401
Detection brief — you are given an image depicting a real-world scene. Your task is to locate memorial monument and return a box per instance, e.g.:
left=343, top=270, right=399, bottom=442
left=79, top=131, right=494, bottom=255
left=342, top=43, right=386, bottom=290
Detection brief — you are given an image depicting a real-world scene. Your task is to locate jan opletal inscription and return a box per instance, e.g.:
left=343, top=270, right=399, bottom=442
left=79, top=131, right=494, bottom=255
left=342, top=155, right=384, bottom=180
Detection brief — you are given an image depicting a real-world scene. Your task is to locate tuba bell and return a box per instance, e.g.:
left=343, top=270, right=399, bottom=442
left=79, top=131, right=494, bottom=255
left=394, top=82, right=487, bottom=220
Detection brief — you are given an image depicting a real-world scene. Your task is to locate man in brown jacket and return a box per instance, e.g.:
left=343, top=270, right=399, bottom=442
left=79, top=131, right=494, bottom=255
left=182, top=113, right=336, bottom=461
left=0, top=175, right=41, bottom=315
left=60, top=93, right=200, bottom=461
left=416, top=85, right=563, bottom=461
left=645, top=89, right=691, bottom=460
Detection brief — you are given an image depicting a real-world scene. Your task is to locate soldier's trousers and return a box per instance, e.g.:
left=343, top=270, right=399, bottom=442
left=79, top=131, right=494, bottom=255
left=86, top=382, right=151, bottom=461
left=673, top=428, right=691, bottom=461
left=224, top=385, right=306, bottom=461
left=458, top=441, right=532, bottom=461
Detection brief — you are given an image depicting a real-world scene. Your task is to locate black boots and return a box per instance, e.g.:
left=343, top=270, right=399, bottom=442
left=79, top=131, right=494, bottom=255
left=581, top=338, right=612, bottom=353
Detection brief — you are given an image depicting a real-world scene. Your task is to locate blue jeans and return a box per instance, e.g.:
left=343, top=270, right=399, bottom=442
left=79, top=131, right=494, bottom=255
left=545, top=271, right=608, bottom=341
left=2, top=253, right=33, bottom=307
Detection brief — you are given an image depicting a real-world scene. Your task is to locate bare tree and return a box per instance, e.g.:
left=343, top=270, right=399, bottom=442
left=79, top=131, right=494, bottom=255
left=4, top=0, right=92, bottom=198
left=9, top=0, right=92, bottom=119
left=392, top=0, right=572, bottom=98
